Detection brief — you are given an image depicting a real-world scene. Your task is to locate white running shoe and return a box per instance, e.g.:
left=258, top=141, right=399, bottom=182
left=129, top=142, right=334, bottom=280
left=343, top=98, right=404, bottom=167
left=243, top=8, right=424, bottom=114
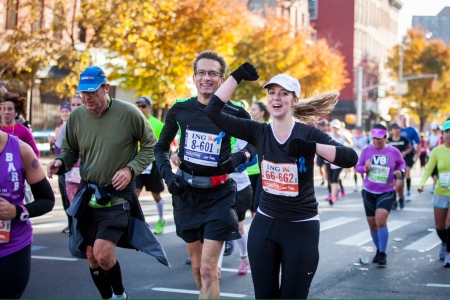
left=439, top=243, right=446, bottom=261
left=444, top=253, right=450, bottom=268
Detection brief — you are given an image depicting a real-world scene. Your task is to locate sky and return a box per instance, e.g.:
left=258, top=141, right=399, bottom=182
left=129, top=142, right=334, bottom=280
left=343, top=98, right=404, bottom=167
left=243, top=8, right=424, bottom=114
left=398, top=0, right=450, bottom=39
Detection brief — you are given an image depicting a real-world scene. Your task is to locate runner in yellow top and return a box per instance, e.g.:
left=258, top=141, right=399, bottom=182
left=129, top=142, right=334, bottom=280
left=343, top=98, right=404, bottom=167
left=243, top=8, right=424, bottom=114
left=418, top=120, right=450, bottom=267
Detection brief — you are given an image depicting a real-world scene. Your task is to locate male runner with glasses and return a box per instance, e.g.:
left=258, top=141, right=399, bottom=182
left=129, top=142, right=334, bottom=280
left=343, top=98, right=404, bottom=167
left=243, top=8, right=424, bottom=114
left=155, top=50, right=256, bottom=298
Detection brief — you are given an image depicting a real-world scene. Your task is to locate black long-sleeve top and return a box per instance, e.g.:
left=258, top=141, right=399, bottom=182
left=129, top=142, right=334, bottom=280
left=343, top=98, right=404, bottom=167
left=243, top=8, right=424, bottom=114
left=206, top=95, right=358, bottom=220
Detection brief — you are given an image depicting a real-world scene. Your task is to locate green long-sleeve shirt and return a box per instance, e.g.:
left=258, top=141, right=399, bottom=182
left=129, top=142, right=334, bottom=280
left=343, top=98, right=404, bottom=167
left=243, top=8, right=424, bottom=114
left=418, top=145, right=450, bottom=196
left=59, top=98, right=156, bottom=186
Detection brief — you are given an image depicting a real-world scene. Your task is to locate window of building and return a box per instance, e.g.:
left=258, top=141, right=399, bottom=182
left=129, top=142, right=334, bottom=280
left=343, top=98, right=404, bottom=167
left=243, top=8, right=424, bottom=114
left=6, top=0, right=18, bottom=29
left=308, top=0, right=318, bottom=20
left=31, top=1, right=44, bottom=33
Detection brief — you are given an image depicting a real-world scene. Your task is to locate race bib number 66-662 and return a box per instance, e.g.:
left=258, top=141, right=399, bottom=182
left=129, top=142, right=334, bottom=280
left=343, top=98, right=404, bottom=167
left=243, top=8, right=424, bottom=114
left=261, top=160, right=298, bottom=196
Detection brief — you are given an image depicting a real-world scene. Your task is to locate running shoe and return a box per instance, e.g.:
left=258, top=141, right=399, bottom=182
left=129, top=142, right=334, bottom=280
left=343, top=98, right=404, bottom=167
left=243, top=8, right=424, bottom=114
left=392, top=201, right=398, bottom=211
left=61, top=226, right=70, bottom=234
left=399, top=197, right=405, bottom=209
left=444, top=253, right=450, bottom=268
left=354, top=187, right=359, bottom=192
left=320, top=181, right=325, bottom=186
left=439, top=243, right=446, bottom=261
left=185, top=257, right=191, bottom=265
left=112, top=291, right=130, bottom=299
left=154, top=220, right=165, bottom=235
left=325, top=194, right=332, bottom=201
left=431, top=186, right=435, bottom=194
left=238, top=257, right=250, bottom=275
left=341, top=190, right=346, bottom=198
left=378, top=252, right=387, bottom=266
left=372, top=249, right=380, bottom=263
left=224, top=240, right=235, bottom=256
left=405, top=192, right=411, bottom=202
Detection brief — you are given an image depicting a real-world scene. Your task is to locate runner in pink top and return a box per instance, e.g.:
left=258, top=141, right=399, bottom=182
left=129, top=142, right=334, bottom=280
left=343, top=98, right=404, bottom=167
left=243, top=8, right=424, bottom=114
left=356, top=124, right=406, bottom=267
left=1, top=92, right=40, bottom=157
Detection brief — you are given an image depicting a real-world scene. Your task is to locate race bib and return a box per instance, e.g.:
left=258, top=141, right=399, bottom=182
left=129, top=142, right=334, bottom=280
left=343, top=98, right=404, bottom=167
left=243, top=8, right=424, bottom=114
left=69, top=167, right=81, bottom=184
left=439, top=173, right=450, bottom=189
left=0, top=220, right=11, bottom=243
left=261, top=160, right=299, bottom=196
left=368, top=165, right=390, bottom=183
left=184, top=129, right=222, bottom=167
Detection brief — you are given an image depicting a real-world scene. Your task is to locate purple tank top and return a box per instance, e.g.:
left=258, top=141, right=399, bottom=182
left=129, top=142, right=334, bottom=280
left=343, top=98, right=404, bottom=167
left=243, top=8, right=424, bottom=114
left=0, top=134, right=32, bottom=258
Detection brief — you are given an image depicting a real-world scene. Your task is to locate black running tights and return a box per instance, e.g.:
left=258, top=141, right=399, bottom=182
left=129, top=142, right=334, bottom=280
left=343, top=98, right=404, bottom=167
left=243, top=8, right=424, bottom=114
left=0, top=244, right=31, bottom=299
left=248, top=213, right=320, bottom=299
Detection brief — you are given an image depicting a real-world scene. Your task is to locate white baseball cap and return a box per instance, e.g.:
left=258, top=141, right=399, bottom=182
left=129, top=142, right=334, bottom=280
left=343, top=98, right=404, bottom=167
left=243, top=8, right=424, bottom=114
left=263, top=74, right=301, bottom=97
left=430, top=121, right=439, bottom=130
left=330, top=119, right=341, bottom=129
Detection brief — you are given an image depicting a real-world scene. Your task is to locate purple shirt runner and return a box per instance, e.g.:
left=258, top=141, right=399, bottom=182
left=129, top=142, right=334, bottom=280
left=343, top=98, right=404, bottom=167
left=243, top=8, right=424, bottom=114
left=0, top=134, right=32, bottom=258
left=356, top=144, right=406, bottom=194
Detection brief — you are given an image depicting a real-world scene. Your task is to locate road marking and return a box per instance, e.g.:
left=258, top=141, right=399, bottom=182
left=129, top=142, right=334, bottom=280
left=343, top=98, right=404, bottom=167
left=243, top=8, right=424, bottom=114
left=426, top=283, right=450, bottom=288
left=404, top=231, right=441, bottom=251
left=32, top=221, right=68, bottom=228
left=152, top=287, right=247, bottom=298
left=320, top=217, right=359, bottom=231
left=336, top=220, right=411, bottom=246
left=32, top=255, right=78, bottom=261
left=220, top=267, right=252, bottom=274
left=402, top=207, right=433, bottom=213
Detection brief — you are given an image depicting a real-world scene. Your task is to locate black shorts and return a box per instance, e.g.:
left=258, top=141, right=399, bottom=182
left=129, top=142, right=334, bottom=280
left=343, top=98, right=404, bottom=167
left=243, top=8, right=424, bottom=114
left=420, top=153, right=427, bottom=167
left=84, top=205, right=130, bottom=247
left=135, top=162, right=165, bottom=193
left=235, top=185, right=252, bottom=221
left=316, top=156, right=325, bottom=167
left=362, top=190, right=395, bottom=217
left=326, top=164, right=342, bottom=183
left=432, top=166, right=438, bottom=177
left=172, top=180, right=240, bottom=243
left=404, top=152, right=415, bottom=168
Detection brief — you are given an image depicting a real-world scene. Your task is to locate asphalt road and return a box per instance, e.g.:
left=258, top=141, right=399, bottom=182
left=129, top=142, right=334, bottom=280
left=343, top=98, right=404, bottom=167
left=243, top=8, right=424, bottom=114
left=21, top=158, right=450, bottom=299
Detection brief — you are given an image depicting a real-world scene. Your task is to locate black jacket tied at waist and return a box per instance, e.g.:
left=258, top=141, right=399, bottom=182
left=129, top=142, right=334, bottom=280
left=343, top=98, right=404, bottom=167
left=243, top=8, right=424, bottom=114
left=66, top=179, right=170, bottom=268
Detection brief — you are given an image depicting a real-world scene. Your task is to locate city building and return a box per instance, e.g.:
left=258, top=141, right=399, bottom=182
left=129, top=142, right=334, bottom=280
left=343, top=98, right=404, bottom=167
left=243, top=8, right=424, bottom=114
left=309, top=0, right=402, bottom=128
left=413, top=7, right=450, bottom=45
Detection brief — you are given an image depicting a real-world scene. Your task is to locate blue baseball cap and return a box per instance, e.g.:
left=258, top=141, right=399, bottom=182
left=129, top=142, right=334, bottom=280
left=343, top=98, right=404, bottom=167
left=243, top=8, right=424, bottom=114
left=76, top=66, right=107, bottom=92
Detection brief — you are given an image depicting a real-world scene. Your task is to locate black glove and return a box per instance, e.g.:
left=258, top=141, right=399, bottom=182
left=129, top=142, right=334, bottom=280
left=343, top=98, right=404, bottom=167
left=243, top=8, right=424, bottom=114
left=287, top=138, right=317, bottom=158
left=219, top=152, right=246, bottom=174
left=164, top=172, right=188, bottom=195
left=230, top=62, right=259, bottom=84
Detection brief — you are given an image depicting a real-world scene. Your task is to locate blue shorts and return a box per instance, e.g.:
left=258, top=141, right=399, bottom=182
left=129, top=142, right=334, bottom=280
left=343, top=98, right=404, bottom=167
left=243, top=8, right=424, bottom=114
left=431, top=195, right=450, bottom=209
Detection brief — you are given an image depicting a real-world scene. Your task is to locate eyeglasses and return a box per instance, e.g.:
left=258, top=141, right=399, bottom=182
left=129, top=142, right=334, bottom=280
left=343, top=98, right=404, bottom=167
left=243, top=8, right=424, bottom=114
left=80, top=90, right=99, bottom=97
left=80, top=86, right=105, bottom=98
left=194, top=70, right=222, bottom=78
left=137, top=104, right=148, bottom=108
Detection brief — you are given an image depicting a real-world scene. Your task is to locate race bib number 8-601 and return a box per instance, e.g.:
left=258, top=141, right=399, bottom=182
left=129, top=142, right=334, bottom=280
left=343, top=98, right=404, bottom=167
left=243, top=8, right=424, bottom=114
left=184, top=129, right=222, bottom=167
left=261, top=160, right=298, bottom=196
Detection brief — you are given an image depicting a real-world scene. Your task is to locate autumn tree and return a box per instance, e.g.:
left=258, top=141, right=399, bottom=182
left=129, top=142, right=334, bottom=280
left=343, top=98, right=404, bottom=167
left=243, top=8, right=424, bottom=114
left=386, top=29, right=450, bottom=130
left=230, top=8, right=348, bottom=103
left=101, top=0, right=252, bottom=107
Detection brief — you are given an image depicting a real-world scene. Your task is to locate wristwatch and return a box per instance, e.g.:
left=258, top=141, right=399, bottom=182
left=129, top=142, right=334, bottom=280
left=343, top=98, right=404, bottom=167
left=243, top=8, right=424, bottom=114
left=19, top=205, right=29, bottom=221
left=128, top=166, right=135, bottom=177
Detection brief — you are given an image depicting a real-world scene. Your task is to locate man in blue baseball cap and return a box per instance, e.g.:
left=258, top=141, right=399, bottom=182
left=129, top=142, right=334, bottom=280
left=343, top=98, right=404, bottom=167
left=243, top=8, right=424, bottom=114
left=47, top=66, right=169, bottom=299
